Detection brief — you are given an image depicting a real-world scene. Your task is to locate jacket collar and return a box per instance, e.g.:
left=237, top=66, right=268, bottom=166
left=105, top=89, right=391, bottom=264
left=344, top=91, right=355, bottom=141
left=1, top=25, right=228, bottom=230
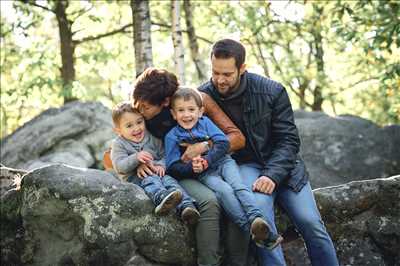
left=118, top=132, right=150, bottom=149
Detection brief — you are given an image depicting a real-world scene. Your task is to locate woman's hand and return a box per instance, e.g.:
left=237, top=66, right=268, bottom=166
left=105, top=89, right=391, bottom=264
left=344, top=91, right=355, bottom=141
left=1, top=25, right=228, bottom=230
left=181, top=142, right=208, bottom=163
left=137, top=163, right=155, bottom=178
left=152, top=165, right=166, bottom=177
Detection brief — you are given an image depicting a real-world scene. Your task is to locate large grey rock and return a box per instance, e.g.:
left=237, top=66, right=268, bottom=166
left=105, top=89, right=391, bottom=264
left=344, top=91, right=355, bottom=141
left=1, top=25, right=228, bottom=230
left=18, top=164, right=195, bottom=266
left=0, top=166, right=27, bottom=266
left=295, top=111, right=400, bottom=187
left=283, top=175, right=400, bottom=266
left=0, top=101, right=115, bottom=170
left=1, top=164, right=399, bottom=265
left=315, top=175, right=400, bottom=266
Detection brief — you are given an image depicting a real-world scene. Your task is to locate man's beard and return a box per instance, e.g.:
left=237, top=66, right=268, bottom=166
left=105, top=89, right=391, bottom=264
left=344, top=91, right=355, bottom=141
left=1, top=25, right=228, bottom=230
left=214, top=75, right=240, bottom=97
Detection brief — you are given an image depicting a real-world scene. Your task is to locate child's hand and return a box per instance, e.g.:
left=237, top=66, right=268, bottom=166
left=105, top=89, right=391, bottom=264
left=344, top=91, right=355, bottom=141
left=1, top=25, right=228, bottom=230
left=192, top=156, right=208, bottom=173
left=137, top=151, right=153, bottom=164
left=153, top=165, right=166, bottom=177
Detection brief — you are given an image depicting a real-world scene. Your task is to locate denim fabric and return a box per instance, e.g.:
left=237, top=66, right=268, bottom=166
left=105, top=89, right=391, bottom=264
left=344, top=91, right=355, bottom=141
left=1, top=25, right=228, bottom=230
left=238, top=163, right=339, bottom=266
left=199, top=156, right=272, bottom=235
left=128, top=174, right=194, bottom=213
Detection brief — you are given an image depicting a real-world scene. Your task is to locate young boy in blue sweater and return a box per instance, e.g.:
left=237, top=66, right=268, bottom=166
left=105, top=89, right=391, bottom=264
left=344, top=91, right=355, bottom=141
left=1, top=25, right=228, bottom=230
left=111, top=101, right=200, bottom=225
left=165, top=88, right=283, bottom=249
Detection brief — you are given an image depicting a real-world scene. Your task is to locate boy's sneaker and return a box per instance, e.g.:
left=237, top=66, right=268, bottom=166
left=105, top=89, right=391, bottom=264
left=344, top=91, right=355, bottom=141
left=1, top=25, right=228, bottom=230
left=154, top=190, right=183, bottom=216
left=255, top=235, right=284, bottom=250
left=181, top=206, right=200, bottom=225
left=251, top=217, right=284, bottom=250
left=250, top=217, right=269, bottom=242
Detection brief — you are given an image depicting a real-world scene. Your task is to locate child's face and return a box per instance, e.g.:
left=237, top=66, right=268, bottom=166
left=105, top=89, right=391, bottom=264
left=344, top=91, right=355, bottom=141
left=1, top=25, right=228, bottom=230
left=171, top=98, right=203, bottom=130
left=114, top=112, right=146, bottom=143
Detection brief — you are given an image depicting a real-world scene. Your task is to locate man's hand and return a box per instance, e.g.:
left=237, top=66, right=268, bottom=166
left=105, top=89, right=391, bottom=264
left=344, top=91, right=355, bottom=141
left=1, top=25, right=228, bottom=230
left=137, top=151, right=153, bottom=164
left=192, top=156, right=206, bottom=173
left=152, top=165, right=166, bottom=177
left=181, top=142, right=208, bottom=163
left=137, top=163, right=155, bottom=178
left=252, top=176, right=276, bottom=195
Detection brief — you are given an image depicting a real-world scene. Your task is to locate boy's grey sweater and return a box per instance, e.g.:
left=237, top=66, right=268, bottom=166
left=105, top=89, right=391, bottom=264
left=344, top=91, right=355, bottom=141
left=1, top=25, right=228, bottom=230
left=111, top=132, right=165, bottom=181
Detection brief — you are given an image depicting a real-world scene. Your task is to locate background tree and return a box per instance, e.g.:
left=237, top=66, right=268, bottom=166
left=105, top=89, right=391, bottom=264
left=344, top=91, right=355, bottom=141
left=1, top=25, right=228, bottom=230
left=332, top=0, right=400, bottom=124
left=131, top=0, right=153, bottom=77
left=183, top=0, right=206, bottom=82
left=24, top=0, right=133, bottom=103
left=171, top=0, right=185, bottom=84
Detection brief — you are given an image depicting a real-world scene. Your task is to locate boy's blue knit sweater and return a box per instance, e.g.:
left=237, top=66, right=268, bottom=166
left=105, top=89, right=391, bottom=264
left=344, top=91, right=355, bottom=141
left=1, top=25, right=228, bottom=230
left=165, top=116, right=230, bottom=180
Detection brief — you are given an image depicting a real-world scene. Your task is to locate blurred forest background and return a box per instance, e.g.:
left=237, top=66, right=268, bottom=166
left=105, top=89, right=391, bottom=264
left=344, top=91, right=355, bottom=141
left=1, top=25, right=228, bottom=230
left=1, top=0, right=399, bottom=138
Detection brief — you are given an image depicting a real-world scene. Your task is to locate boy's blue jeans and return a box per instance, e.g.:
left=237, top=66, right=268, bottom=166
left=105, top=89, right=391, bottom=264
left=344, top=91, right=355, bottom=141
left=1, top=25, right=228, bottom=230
left=128, top=174, right=194, bottom=213
left=199, top=156, right=276, bottom=237
left=229, top=162, right=339, bottom=266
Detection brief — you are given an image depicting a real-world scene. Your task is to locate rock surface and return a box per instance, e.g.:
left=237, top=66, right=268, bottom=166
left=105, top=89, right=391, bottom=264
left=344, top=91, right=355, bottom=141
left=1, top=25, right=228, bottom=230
left=0, top=101, right=115, bottom=171
left=1, top=164, right=399, bottom=265
left=17, top=164, right=195, bottom=266
left=295, top=111, right=400, bottom=187
left=285, top=175, right=400, bottom=266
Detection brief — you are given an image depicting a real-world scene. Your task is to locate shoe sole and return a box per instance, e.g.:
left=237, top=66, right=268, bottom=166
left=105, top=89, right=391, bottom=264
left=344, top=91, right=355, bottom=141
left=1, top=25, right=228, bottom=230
left=155, top=190, right=183, bottom=216
left=181, top=207, right=200, bottom=225
left=256, top=235, right=284, bottom=250
left=251, top=217, right=269, bottom=242
left=265, top=235, right=284, bottom=250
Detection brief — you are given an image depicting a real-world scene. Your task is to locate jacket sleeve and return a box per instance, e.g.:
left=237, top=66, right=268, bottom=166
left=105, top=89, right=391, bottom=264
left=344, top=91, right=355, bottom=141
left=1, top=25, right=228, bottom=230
left=111, top=140, right=140, bottom=175
left=167, top=161, right=197, bottom=180
left=261, top=86, right=300, bottom=186
left=202, top=117, right=230, bottom=167
left=201, top=92, right=245, bottom=152
left=164, top=133, right=196, bottom=180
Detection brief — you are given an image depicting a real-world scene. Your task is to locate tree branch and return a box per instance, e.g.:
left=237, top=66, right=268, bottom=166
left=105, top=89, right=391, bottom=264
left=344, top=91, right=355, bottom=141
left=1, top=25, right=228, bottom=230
left=25, top=1, right=54, bottom=13
left=73, top=23, right=133, bottom=45
left=151, top=21, right=213, bottom=44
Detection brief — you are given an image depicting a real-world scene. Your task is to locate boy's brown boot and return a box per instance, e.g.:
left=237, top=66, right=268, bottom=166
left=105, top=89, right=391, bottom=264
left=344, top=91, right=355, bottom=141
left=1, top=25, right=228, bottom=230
left=181, top=206, right=200, bottom=225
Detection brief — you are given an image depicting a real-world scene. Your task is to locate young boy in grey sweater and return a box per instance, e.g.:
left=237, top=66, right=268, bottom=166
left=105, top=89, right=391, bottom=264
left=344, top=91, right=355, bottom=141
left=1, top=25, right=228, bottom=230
left=111, top=101, right=200, bottom=224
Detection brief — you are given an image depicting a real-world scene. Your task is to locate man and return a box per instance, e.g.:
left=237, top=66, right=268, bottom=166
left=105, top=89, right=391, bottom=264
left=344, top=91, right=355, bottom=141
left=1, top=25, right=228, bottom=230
left=199, top=39, right=339, bottom=266
left=131, top=67, right=246, bottom=266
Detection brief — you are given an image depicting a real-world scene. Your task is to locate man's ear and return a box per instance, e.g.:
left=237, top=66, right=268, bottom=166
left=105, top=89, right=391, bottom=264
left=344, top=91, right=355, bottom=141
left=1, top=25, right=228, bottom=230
left=162, top=97, right=171, bottom=107
left=239, top=63, right=247, bottom=75
left=113, top=127, right=121, bottom=135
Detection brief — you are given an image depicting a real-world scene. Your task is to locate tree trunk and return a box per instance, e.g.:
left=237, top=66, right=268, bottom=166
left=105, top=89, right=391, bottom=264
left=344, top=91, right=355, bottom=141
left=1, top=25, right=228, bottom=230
left=131, top=0, right=153, bottom=77
left=311, top=5, right=325, bottom=111
left=298, top=80, right=309, bottom=110
left=171, top=0, right=185, bottom=84
left=255, top=36, right=270, bottom=77
left=183, top=0, right=206, bottom=82
left=54, top=0, right=76, bottom=103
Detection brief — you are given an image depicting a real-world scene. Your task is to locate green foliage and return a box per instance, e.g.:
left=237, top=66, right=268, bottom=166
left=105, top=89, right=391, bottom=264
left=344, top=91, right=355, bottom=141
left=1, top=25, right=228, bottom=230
left=332, top=0, right=400, bottom=124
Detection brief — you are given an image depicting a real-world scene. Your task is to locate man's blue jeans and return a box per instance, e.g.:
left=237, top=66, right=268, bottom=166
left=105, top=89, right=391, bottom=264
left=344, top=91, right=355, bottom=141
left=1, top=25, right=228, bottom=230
left=128, top=174, right=194, bottom=212
left=199, top=156, right=265, bottom=233
left=237, top=162, right=339, bottom=266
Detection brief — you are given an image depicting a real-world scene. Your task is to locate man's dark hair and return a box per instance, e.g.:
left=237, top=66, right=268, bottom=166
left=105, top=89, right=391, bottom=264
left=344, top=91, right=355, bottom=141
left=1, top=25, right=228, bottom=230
left=132, top=67, right=179, bottom=106
left=211, top=39, right=246, bottom=69
left=171, top=87, right=203, bottom=109
left=112, top=101, right=141, bottom=127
